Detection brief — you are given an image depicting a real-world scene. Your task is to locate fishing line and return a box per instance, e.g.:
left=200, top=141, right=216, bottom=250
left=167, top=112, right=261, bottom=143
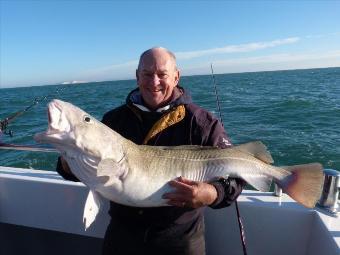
left=210, top=63, right=248, bottom=255
left=210, top=64, right=224, bottom=124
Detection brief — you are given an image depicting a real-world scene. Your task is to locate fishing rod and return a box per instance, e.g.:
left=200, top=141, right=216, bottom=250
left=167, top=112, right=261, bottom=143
left=0, top=86, right=67, bottom=153
left=0, top=86, right=67, bottom=138
left=0, top=142, right=58, bottom=153
left=210, top=64, right=248, bottom=255
left=0, top=100, right=36, bottom=137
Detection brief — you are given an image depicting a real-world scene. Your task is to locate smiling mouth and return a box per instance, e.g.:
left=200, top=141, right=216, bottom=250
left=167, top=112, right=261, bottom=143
left=150, top=89, right=163, bottom=93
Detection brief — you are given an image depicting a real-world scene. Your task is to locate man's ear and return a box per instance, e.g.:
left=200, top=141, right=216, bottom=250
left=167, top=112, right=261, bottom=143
left=136, top=69, right=139, bottom=82
left=175, top=69, right=180, bottom=86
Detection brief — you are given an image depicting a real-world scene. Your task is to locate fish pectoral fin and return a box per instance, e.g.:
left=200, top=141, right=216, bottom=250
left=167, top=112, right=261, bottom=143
left=83, top=190, right=102, bottom=230
left=97, top=159, right=116, bottom=176
left=233, top=141, right=274, bottom=164
left=97, top=158, right=126, bottom=181
left=242, top=175, right=273, bottom=192
left=97, top=175, right=110, bottom=184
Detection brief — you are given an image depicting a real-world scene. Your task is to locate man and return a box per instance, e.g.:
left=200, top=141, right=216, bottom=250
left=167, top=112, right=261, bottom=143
left=57, top=47, right=245, bottom=254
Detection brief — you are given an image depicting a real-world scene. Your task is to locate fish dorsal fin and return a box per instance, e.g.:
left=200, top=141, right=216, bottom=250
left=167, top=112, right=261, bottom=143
left=233, top=141, right=274, bottom=164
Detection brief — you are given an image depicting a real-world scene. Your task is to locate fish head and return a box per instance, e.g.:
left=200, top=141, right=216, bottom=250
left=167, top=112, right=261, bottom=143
left=34, top=99, right=124, bottom=161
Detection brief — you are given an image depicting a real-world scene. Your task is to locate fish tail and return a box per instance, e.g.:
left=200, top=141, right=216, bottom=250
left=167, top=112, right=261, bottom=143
left=280, top=163, right=323, bottom=208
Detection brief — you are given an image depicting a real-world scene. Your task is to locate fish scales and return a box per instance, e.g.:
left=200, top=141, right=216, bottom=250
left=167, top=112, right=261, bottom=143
left=127, top=144, right=287, bottom=192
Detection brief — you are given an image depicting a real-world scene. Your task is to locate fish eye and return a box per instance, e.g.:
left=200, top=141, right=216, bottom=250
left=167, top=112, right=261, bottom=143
left=84, top=116, right=91, bottom=123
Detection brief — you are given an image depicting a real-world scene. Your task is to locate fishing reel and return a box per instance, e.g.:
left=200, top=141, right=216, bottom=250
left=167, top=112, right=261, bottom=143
left=0, top=118, right=14, bottom=137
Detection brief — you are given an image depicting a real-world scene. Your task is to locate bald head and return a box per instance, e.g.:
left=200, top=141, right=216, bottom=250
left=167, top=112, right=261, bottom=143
left=137, top=47, right=177, bottom=71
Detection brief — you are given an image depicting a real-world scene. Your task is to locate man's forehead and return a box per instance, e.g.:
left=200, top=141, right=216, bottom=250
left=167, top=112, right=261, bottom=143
left=139, top=58, right=176, bottom=71
left=140, top=65, right=172, bottom=72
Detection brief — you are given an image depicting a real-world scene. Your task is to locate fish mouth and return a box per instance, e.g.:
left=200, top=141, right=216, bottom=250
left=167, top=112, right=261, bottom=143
left=34, top=99, right=71, bottom=143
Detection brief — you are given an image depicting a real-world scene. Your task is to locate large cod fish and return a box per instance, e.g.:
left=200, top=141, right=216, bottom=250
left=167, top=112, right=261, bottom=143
left=34, top=99, right=323, bottom=228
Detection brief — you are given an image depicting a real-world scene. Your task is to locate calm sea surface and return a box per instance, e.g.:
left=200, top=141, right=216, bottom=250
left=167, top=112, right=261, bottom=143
left=0, top=67, right=339, bottom=172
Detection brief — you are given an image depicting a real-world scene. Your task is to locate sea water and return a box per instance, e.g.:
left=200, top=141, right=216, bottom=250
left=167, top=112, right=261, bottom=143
left=0, top=67, right=339, bottom=171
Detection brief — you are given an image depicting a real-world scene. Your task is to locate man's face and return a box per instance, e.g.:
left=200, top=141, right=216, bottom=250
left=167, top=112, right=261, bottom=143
left=136, top=50, right=180, bottom=110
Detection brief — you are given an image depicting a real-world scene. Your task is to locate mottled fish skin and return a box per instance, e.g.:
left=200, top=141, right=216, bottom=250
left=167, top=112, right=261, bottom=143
left=34, top=99, right=324, bottom=210
left=107, top=145, right=273, bottom=207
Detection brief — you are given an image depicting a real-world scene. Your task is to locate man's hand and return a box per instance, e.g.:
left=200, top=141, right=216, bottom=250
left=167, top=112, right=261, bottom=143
left=162, top=176, right=218, bottom=208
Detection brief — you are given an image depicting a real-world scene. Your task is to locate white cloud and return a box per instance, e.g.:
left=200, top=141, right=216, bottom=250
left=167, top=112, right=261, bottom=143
left=175, top=37, right=300, bottom=60
left=180, top=50, right=340, bottom=75
left=80, top=37, right=301, bottom=82
left=79, top=60, right=138, bottom=82
left=91, top=60, right=139, bottom=73
left=79, top=33, right=340, bottom=79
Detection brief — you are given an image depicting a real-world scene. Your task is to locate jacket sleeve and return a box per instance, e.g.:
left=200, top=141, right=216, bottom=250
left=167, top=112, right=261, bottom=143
left=56, top=156, right=80, bottom=182
left=194, top=110, right=246, bottom=209
left=209, top=177, right=246, bottom=208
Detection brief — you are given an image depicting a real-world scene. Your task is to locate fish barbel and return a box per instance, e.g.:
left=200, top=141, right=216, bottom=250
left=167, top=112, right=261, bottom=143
left=34, top=99, right=324, bottom=228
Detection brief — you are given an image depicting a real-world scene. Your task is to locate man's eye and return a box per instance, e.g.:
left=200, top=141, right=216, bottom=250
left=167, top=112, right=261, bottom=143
left=159, top=74, right=168, bottom=79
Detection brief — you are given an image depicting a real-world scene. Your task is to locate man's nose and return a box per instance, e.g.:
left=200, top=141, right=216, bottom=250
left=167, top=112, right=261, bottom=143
left=151, top=74, right=161, bottom=85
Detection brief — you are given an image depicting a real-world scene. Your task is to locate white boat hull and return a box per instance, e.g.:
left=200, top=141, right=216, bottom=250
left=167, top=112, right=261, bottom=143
left=0, top=166, right=339, bottom=255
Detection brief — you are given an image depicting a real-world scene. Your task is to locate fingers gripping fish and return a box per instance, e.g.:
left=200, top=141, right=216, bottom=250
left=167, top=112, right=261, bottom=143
left=34, top=100, right=324, bottom=229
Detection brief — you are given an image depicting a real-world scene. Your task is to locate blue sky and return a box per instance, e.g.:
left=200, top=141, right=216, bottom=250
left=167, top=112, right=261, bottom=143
left=1, top=1, right=340, bottom=88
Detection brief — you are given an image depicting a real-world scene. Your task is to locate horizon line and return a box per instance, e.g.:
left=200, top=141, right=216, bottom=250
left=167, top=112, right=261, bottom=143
left=1, top=66, right=339, bottom=89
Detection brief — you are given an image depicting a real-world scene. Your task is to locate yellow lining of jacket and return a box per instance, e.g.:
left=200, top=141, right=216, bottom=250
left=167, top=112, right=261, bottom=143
left=143, top=105, right=186, bottom=145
